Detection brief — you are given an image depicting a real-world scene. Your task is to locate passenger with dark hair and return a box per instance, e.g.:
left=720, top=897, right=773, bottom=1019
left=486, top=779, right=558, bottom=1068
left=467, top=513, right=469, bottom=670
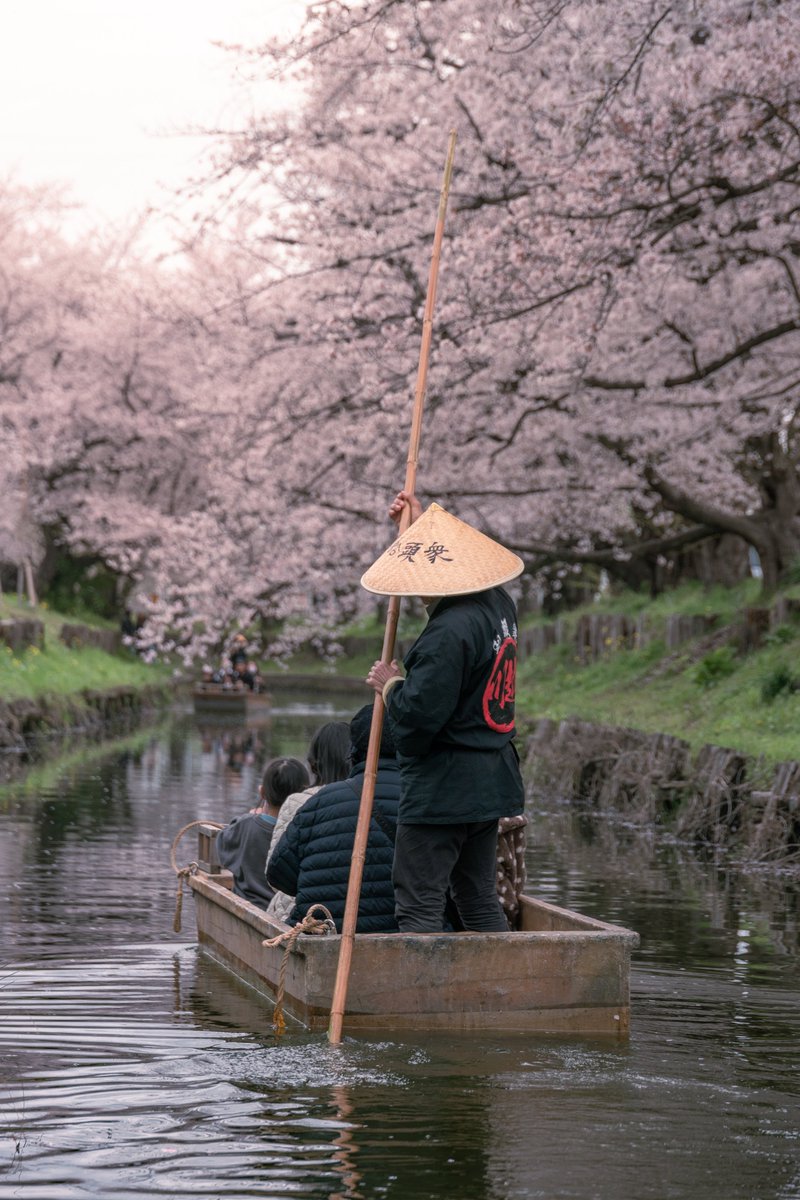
left=266, top=705, right=400, bottom=932
left=216, top=756, right=309, bottom=909
left=265, top=721, right=351, bottom=922
left=308, top=720, right=352, bottom=788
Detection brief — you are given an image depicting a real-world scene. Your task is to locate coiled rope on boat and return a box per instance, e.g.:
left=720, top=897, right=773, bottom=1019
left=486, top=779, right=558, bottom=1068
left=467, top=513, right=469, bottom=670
left=170, top=819, right=225, bottom=933
left=263, top=904, right=336, bottom=1033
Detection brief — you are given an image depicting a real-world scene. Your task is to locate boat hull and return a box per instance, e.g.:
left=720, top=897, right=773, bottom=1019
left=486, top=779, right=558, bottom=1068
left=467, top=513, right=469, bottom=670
left=187, top=872, right=638, bottom=1035
left=192, top=686, right=271, bottom=717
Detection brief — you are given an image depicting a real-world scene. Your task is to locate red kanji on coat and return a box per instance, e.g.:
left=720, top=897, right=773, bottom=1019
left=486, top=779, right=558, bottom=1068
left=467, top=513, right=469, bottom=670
left=482, top=637, right=516, bottom=733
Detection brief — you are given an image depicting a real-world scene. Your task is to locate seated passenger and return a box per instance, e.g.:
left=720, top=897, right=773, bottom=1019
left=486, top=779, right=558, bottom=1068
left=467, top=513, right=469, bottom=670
left=266, top=705, right=399, bottom=933
left=216, top=756, right=310, bottom=909
left=214, top=655, right=233, bottom=687
left=265, top=720, right=351, bottom=923
left=246, top=660, right=263, bottom=692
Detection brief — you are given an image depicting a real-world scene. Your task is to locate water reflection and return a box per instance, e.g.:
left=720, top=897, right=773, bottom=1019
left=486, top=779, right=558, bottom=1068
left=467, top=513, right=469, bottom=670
left=0, top=707, right=799, bottom=1200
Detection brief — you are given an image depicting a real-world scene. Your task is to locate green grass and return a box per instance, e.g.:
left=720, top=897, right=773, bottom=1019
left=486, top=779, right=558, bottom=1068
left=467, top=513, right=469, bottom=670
left=516, top=611, right=800, bottom=763
left=519, top=578, right=765, bottom=629
left=0, top=597, right=170, bottom=700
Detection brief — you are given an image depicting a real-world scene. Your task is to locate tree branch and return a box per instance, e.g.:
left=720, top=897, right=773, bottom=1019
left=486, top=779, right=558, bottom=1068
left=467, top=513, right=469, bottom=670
left=584, top=318, right=800, bottom=391
left=504, top=523, right=716, bottom=566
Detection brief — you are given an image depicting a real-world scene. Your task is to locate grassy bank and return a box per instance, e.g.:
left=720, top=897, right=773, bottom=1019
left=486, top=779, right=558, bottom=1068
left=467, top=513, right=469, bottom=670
left=322, top=582, right=800, bottom=763
left=0, top=597, right=171, bottom=701
left=515, top=581, right=800, bottom=763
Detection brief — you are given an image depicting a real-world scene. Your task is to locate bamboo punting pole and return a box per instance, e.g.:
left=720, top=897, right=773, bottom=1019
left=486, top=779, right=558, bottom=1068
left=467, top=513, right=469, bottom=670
left=328, top=131, right=457, bottom=1045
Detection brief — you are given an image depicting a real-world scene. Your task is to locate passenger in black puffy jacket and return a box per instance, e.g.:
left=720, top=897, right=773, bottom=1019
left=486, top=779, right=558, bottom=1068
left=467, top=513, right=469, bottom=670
left=266, top=705, right=400, bottom=933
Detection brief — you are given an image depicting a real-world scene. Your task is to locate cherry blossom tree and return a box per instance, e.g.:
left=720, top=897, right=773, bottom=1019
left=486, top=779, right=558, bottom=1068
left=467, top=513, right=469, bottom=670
left=197, top=0, right=800, bottom=595
left=0, top=187, right=370, bottom=659
left=7, top=0, right=800, bottom=662
left=0, top=185, right=91, bottom=594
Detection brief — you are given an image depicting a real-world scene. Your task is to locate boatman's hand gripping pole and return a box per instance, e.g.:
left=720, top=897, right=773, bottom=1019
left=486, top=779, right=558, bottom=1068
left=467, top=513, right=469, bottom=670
left=328, top=131, right=457, bottom=1045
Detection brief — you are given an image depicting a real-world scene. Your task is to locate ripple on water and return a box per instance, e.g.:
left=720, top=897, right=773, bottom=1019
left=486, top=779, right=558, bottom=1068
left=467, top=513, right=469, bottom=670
left=2, top=723, right=800, bottom=1200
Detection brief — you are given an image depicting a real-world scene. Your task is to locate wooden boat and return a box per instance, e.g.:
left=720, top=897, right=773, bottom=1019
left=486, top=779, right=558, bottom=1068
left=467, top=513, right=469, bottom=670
left=186, top=823, right=639, bottom=1036
left=192, top=683, right=271, bottom=717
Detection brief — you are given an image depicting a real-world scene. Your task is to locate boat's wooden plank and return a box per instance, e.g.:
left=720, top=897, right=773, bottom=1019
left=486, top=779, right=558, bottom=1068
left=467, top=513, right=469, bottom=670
left=192, top=686, right=272, bottom=715
left=197, top=930, right=631, bottom=1035
left=519, top=894, right=639, bottom=937
left=187, top=873, right=637, bottom=1035
left=300, top=933, right=632, bottom=1013
left=307, top=1005, right=631, bottom=1035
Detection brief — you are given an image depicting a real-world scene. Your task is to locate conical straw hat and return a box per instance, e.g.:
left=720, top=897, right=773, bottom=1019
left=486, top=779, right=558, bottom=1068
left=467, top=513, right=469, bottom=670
left=361, top=503, right=524, bottom=597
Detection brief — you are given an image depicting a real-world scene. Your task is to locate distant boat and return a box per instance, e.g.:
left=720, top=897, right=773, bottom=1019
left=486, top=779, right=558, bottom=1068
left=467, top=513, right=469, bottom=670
left=192, top=684, right=271, bottom=717
left=186, top=824, right=639, bottom=1036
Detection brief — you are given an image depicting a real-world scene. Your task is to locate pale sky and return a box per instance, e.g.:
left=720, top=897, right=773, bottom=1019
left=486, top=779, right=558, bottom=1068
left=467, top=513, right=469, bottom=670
left=0, top=0, right=305, bottom=241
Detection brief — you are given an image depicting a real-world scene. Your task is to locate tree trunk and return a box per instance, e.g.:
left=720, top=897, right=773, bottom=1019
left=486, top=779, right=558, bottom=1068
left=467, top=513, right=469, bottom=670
left=749, top=522, right=800, bottom=593
left=646, top=462, right=800, bottom=595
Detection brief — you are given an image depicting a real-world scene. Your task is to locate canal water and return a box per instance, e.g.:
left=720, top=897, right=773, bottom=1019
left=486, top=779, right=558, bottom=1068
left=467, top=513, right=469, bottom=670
left=1, top=701, right=799, bottom=1200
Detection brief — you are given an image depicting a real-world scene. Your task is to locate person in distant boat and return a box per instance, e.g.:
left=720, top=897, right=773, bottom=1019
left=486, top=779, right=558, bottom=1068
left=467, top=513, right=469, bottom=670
left=246, top=660, right=264, bottom=692
left=229, top=633, right=249, bottom=670
left=223, top=635, right=256, bottom=690
left=266, top=705, right=400, bottom=933
left=216, top=756, right=310, bottom=909
left=213, top=655, right=233, bottom=687
left=364, top=491, right=525, bottom=934
left=265, top=719, right=351, bottom=923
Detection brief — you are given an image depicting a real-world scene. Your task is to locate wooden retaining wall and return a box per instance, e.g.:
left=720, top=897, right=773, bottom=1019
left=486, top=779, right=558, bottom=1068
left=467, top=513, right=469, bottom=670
left=0, top=618, right=45, bottom=653
left=523, top=717, right=799, bottom=870
left=516, top=595, right=800, bottom=666
left=0, top=684, right=172, bottom=783
left=0, top=617, right=122, bottom=655
left=59, top=622, right=121, bottom=653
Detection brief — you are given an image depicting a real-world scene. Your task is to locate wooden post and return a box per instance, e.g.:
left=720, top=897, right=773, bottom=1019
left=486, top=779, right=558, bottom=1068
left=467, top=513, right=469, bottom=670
left=328, top=130, right=457, bottom=1045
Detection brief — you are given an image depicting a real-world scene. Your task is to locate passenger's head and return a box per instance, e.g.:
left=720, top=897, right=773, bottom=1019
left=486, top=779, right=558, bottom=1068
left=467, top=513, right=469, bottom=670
left=260, top=756, right=310, bottom=808
left=307, top=721, right=350, bottom=786
left=348, top=704, right=397, bottom=766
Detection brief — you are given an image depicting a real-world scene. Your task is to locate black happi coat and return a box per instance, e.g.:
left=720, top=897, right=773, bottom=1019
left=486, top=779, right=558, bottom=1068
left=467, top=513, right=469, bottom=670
left=266, top=760, right=400, bottom=933
left=385, top=586, right=525, bottom=825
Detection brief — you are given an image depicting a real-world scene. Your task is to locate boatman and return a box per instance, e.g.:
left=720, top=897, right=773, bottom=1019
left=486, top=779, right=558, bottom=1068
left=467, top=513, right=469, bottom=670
left=364, top=491, right=526, bottom=933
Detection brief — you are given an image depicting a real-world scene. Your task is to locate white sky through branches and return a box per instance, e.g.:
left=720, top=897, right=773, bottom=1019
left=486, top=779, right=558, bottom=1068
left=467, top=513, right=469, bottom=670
left=0, top=0, right=304, bottom=241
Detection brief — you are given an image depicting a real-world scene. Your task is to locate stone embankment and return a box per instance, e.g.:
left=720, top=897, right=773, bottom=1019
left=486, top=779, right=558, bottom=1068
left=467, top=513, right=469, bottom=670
left=523, top=717, right=800, bottom=872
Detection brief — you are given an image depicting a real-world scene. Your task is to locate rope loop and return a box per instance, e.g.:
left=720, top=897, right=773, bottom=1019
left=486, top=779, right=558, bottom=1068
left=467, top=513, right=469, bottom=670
left=170, top=819, right=225, bottom=933
left=263, top=904, right=336, bottom=1033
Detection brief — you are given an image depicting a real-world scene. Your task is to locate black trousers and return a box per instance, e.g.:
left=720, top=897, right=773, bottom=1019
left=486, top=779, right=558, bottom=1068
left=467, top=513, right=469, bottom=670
left=393, top=820, right=509, bottom=933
